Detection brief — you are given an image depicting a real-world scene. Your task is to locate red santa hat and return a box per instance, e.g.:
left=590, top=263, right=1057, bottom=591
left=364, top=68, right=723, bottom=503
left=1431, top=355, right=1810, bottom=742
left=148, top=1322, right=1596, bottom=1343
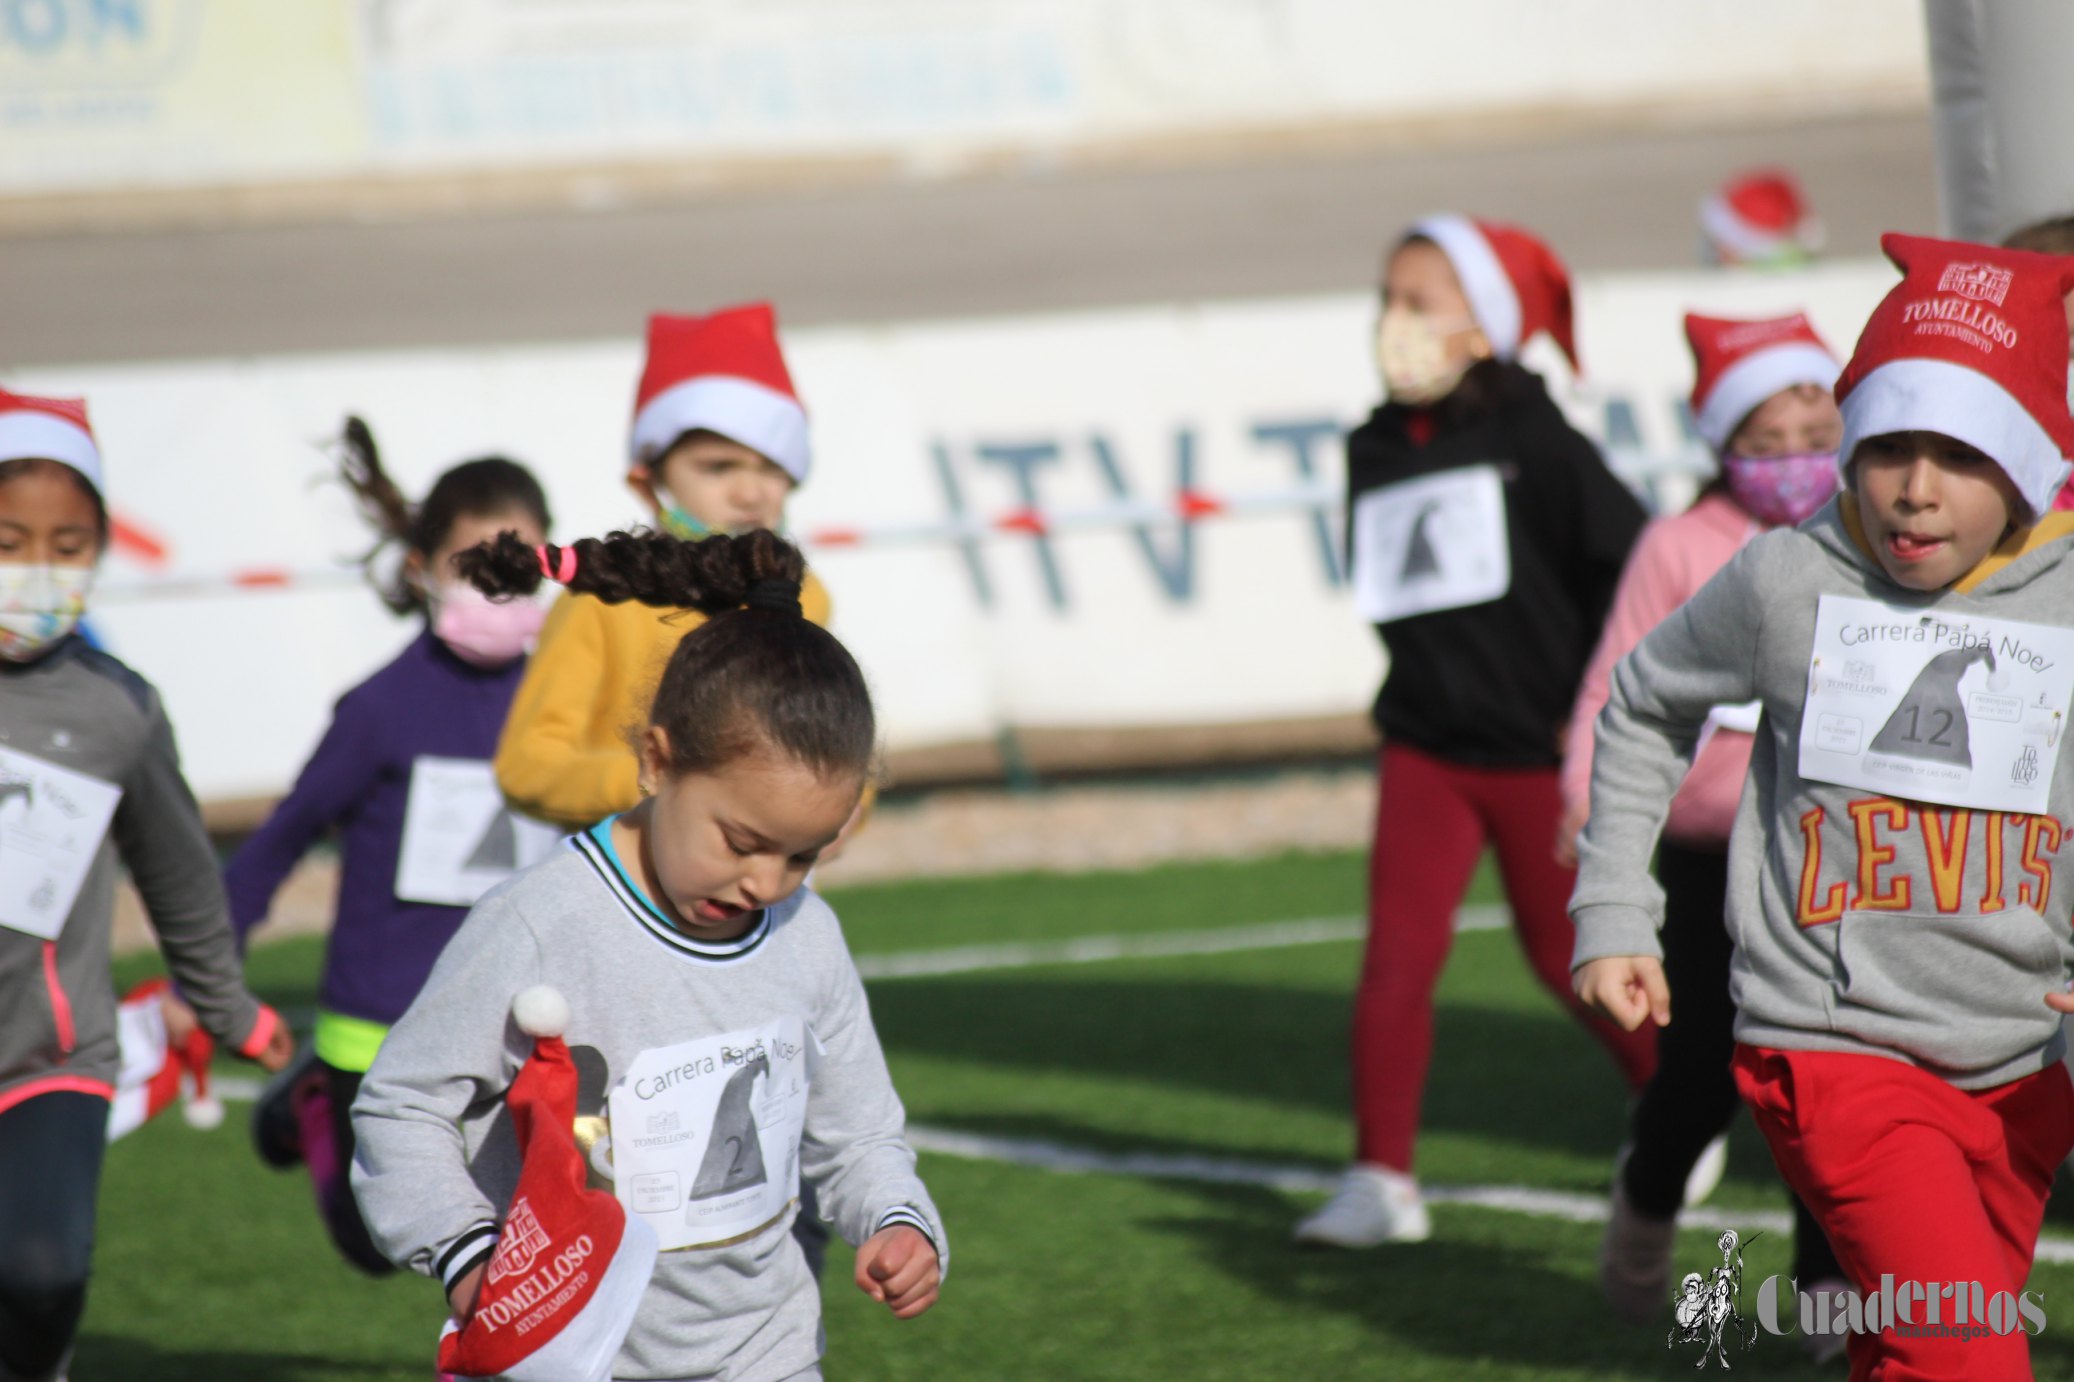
left=629, top=304, right=810, bottom=484
left=438, top=987, right=658, bottom=1382
left=1836, top=232, right=2074, bottom=520
left=106, top=979, right=221, bottom=1142
left=0, top=388, right=103, bottom=494
left=1685, top=312, right=1841, bottom=451
left=1408, top=215, right=1578, bottom=371
left=1700, top=169, right=1822, bottom=266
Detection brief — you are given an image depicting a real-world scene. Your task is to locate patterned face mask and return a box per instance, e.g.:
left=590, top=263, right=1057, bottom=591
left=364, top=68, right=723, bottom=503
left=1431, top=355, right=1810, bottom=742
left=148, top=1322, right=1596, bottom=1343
left=0, top=564, right=92, bottom=662
left=1719, top=451, right=1841, bottom=528
left=1375, top=307, right=1479, bottom=405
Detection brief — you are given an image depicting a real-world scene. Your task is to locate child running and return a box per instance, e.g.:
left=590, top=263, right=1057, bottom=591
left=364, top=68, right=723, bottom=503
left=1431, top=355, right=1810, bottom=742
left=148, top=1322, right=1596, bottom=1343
left=495, top=305, right=833, bottom=831
left=353, top=528, right=942, bottom=1382
left=1560, top=313, right=1847, bottom=1334
left=1575, top=234, right=2074, bottom=1380
left=0, top=389, right=291, bottom=1382
left=1297, top=215, right=1658, bottom=1248
left=228, top=419, right=552, bottom=1275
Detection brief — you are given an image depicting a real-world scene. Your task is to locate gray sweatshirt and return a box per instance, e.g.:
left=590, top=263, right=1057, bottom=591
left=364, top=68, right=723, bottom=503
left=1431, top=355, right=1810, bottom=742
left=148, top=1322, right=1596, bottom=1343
left=1573, top=499, right=2074, bottom=1090
left=351, top=824, right=945, bottom=1382
left=0, top=637, right=269, bottom=1105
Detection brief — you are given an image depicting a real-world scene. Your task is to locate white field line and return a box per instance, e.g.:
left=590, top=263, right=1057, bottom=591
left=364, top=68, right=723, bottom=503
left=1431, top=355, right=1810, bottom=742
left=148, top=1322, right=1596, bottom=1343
left=851, top=905, right=1504, bottom=980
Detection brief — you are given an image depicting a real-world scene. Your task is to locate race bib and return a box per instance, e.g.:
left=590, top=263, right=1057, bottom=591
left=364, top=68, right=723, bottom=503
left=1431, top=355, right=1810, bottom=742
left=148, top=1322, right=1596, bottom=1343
left=1351, top=465, right=1511, bottom=624
left=1798, top=595, right=2074, bottom=812
left=604, top=1018, right=815, bottom=1251
left=393, top=757, right=560, bottom=907
left=0, top=744, right=122, bottom=941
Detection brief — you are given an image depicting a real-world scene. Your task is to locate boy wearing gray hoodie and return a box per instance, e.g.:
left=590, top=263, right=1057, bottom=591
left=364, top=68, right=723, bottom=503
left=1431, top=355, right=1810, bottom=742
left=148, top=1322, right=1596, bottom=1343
left=1573, top=234, right=2074, bottom=1381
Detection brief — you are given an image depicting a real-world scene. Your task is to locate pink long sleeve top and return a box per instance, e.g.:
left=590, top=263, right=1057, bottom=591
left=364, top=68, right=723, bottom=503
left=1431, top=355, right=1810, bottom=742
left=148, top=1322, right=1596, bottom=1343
left=1562, top=490, right=1759, bottom=849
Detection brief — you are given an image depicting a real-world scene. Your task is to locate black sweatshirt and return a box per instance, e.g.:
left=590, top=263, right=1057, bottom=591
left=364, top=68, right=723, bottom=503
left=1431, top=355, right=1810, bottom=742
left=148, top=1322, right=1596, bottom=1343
left=1345, top=362, right=1645, bottom=767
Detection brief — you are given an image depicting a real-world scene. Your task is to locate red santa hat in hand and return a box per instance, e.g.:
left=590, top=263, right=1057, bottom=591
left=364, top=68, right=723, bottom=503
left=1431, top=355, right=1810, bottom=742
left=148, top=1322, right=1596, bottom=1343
left=1408, top=215, right=1579, bottom=372
left=1700, top=169, right=1822, bottom=267
left=1835, top=232, right=2074, bottom=520
left=0, top=388, right=102, bottom=494
left=1685, top=312, right=1841, bottom=451
left=439, top=987, right=658, bottom=1382
left=106, top=979, right=221, bottom=1142
left=629, top=303, right=811, bottom=484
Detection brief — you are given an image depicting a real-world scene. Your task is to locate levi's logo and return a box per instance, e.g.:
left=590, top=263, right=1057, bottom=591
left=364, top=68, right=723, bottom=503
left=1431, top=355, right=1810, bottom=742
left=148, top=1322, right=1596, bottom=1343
left=487, top=1197, right=551, bottom=1282
left=1938, top=262, right=2013, bottom=306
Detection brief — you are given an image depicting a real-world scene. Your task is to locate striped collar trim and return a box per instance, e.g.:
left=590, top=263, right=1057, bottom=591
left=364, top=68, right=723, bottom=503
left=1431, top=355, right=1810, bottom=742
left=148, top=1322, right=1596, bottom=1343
left=570, top=821, right=772, bottom=962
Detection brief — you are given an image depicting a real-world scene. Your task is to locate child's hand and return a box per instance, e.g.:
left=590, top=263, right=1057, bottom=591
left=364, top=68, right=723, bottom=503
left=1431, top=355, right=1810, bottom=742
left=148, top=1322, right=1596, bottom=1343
left=2047, top=984, right=2074, bottom=1015
left=157, top=991, right=200, bottom=1046
left=1574, top=955, right=1670, bottom=1031
left=854, top=1225, right=939, bottom=1319
left=448, top=1263, right=486, bottom=1322
left=252, top=1021, right=296, bottom=1073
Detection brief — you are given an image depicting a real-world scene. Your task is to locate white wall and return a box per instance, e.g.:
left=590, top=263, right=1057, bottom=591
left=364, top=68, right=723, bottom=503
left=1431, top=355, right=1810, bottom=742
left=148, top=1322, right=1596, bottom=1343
left=9, top=260, right=1900, bottom=802
left=0, top=0, right=1927, bottom=196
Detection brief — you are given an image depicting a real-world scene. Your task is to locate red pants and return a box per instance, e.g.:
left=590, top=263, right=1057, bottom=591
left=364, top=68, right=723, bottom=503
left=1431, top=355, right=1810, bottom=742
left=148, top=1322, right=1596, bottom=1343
left=1735, top=1045, right=2074, bottom=1381
left=1351, top=743, right=1658, bottom=1171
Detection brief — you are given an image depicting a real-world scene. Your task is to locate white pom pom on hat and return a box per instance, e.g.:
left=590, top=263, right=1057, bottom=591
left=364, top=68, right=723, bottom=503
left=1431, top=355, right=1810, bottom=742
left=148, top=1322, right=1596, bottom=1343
left=513, top=985, right=570, bottom=1039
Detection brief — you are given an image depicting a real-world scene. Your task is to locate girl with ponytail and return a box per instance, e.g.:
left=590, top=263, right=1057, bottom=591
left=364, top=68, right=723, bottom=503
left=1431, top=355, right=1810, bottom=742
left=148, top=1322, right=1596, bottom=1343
left=352, top=529, right=944, bottom=1382
left=228, top=418, right=553, bottom=1275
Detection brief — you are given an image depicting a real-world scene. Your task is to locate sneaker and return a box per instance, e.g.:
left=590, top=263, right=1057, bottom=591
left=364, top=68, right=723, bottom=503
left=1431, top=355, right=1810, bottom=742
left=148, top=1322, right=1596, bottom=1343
left=1293, top=1165, right=1431, bottom=1247
left=251, top=1042, right=322, bottom=1170
left=1683, top=1132, right=1730, bottom=1208
left=1600, top=1175, right=1677, bottom=1324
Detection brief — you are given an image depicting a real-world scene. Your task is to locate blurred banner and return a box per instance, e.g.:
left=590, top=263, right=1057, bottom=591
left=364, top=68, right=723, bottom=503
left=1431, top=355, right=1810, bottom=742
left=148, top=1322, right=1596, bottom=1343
left=0, top=0, right=1925, bottom=197
left=8, top=261, right=1895, bottom=804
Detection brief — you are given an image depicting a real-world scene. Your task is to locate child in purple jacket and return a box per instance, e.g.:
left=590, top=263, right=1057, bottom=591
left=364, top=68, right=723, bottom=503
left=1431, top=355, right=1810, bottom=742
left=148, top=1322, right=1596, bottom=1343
left=227, top=419, right=552, bottom=1272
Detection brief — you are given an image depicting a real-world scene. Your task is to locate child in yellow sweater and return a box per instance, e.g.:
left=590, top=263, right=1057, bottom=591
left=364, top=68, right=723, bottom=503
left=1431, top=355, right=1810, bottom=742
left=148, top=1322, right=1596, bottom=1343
left=495, top=304, right=832, bottom=829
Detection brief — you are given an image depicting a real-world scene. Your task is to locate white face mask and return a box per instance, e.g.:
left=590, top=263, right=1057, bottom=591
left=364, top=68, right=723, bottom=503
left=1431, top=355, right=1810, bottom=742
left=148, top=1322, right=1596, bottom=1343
left=1375, top=306, right=1480, bottom=405
left=0, top=564, right=92, bottom=663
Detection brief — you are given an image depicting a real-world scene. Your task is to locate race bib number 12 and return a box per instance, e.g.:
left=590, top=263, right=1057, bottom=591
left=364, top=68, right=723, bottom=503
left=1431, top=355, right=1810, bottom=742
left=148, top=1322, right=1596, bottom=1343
left=1798, top=595, right=2074, bottom=812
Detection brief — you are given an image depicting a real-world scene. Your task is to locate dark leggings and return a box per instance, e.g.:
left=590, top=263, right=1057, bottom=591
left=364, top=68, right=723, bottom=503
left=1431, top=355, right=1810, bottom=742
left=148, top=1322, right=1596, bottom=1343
left=318, top=1065, right=397, bottom=1276
left=0, top=1091, right=108, bottom=1381
left=1622, top=841, right=1843, bottom=1283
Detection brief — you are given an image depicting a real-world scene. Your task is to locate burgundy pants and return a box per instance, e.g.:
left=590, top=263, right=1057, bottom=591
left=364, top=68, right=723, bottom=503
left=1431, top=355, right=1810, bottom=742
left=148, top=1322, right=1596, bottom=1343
left=1351, top=742, right=1658, bottom=1171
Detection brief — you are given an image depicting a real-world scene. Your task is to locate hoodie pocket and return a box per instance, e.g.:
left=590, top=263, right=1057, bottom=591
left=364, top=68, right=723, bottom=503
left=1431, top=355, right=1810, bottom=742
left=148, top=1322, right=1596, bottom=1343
left=1820, top=908, right=2066, bottom=1078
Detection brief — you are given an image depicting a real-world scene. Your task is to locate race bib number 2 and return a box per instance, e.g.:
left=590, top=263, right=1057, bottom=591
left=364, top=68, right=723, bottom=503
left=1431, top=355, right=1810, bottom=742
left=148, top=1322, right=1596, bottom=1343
left=605, top=1018, right=815, bottom=1251
left=1351, top=465, right=1511, bottom=624
left=1798, top=595, right=2074, bottom=812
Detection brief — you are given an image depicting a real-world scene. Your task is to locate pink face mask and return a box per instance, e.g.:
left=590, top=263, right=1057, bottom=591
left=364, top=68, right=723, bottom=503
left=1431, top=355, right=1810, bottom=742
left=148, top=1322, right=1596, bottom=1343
left=430, top=582, right=546, bottom=667
left=1719, top=451, right=1840, bottom=528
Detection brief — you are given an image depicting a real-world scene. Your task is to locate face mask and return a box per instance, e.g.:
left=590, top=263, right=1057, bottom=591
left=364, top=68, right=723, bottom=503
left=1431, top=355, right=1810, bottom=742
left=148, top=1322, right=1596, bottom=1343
left=0, top=564, right=92, bottom=663
left=1375, top=307, right=1478, bottom=405
left=1719, top=451, right=1841, bottom=528
left=656, top=494, right=716, bottom=542
left=429, top=581, right=547, bottom=667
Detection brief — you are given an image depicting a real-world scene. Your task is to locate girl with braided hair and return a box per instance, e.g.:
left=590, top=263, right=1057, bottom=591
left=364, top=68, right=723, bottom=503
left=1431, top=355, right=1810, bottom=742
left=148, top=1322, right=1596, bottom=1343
left=353, top=529, right=943, bottom=1382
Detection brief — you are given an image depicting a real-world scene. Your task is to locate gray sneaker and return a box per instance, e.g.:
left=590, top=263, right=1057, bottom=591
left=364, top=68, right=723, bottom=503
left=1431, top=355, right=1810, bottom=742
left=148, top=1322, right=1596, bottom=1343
left=1600, top=1176, right=1678, bottom=1323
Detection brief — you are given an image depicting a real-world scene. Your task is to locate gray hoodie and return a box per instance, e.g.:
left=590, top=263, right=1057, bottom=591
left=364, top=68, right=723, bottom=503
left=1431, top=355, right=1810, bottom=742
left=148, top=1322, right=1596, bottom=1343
left=1573, top=499, right=2074, bottom=1090
left=0, top=637, right=268, bottom=1105
left=351, top=827, right=944, bottom=1382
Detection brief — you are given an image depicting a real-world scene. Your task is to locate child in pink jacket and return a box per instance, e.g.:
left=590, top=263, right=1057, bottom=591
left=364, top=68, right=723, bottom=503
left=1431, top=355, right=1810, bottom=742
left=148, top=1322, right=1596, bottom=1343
left=1560, top=313, right=1847, bottom=1336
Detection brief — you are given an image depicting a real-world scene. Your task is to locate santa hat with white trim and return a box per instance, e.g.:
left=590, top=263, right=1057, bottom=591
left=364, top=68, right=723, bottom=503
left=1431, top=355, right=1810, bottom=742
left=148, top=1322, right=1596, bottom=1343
left=628, top=304, right=810, bottom=484
left=437, top=987, right=658, bottom=1382
left=1835, top=232, right=2074, bottom=520
left=1408, top=215, right=1579, bottom=372
left=0, top=388, right=103, bottom=494
left=1685, top=312, right=1841, bottom=451
left=1700, top=169, right=1822, bottom=267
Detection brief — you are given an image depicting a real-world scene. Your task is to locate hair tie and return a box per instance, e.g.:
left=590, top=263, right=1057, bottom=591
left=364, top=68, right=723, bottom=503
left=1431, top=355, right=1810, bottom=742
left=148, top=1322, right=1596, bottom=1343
left=536, top=544, right=578, bottom=585
left=743, top=577, right=803, bottom=617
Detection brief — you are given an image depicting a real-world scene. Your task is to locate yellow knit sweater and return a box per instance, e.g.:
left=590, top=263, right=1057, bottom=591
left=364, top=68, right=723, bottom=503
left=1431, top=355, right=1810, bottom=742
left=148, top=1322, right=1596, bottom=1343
left=494, top=572, right=832, bottom=828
